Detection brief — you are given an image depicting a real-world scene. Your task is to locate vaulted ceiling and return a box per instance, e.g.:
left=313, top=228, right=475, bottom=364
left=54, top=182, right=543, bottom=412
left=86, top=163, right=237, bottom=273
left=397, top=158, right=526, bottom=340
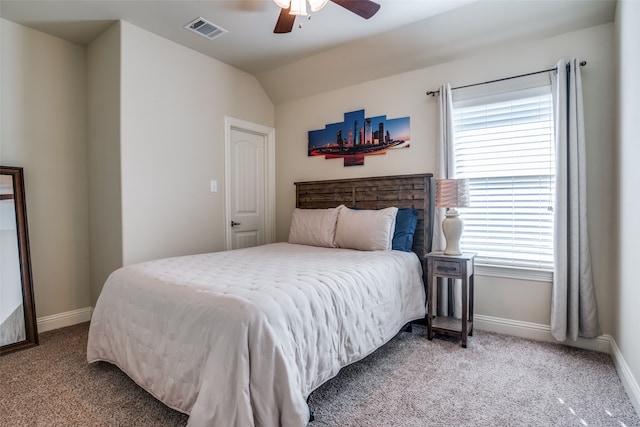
left=0, top=0, right=617, bottom=103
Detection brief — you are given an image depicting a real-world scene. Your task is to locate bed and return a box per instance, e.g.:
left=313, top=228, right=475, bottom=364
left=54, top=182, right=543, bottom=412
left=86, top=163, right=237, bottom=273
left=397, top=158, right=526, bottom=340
left=87, top=173, right=434, bottom=427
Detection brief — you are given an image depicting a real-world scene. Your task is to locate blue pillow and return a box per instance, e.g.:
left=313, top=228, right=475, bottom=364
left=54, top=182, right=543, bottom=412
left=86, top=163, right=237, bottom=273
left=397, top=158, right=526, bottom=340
left=392, top=208, right=419, bottom=252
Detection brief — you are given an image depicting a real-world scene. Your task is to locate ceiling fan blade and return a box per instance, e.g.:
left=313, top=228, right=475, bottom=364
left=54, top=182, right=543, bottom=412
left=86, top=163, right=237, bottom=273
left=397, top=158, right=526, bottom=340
left=274, top=6, right=296, bottom=33
left=330, top=0, right=380, bottom=19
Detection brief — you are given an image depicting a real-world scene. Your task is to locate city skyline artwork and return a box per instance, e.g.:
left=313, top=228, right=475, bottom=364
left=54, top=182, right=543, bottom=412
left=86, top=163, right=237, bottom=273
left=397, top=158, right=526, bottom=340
left=308, top=109, right=410, bottom=166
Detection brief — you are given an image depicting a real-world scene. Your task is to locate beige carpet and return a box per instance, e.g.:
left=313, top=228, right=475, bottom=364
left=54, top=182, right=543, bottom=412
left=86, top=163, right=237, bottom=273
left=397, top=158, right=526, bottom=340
left=1, top=322, right=638, bottom=426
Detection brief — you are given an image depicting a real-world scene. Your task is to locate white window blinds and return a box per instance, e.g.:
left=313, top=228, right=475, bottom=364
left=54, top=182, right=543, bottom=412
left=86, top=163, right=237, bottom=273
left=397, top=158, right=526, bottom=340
left=452, top=83, right=555, bottom=270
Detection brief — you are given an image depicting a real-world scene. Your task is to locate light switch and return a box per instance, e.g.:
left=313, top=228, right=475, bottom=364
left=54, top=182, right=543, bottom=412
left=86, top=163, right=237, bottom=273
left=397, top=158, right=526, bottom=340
left=210, top=180, right=218, bottom=193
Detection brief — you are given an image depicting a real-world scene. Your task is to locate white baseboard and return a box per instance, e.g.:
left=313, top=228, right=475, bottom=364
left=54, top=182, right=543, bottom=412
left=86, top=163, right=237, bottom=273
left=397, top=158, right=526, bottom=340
left=37, top=307, right=93, bottom=333
left=475, top=314, right=640, bottom=418
left=474, top=314, right=610, bottom=353
left=609, top=337, right=640, bottom=416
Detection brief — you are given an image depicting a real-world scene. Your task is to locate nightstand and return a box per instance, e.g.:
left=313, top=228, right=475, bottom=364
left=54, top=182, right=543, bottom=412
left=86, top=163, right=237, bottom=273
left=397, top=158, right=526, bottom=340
left=424, top=251, right=476, bottom=348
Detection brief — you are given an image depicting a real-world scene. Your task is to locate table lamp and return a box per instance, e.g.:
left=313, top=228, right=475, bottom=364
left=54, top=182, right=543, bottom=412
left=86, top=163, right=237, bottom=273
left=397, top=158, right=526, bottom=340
left=436, top=179, right=470, bottom=255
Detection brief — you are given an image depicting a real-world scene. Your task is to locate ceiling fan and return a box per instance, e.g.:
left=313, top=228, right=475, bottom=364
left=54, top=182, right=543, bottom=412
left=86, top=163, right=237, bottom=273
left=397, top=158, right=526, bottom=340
left=273, top=0, right=381, bottom=34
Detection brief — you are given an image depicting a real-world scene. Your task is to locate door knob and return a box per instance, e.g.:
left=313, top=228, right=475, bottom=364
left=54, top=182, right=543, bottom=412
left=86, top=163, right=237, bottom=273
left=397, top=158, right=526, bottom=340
left=231, top=221, right=242, bottom=227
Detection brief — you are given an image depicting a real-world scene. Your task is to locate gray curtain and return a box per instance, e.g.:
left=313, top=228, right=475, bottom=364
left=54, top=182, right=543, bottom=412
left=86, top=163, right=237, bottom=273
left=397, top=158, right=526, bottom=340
left=434, top=84, right=461, bottom=317
left=435, top=83, right=454, bottom=252
left=550, top=59, right=601, bottom=341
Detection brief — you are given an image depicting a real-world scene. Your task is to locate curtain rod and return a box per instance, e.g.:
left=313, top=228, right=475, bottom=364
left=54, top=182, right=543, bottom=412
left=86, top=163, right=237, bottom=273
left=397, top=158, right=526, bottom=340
left=425, top=60, right=587, bottom=96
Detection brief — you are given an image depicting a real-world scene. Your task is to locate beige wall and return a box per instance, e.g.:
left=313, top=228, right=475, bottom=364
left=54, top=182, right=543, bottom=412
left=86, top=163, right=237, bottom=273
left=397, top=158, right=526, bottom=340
left=2, top=18, right=275, bottom=313
left=119, top=21, right=274, bottom=266
left=275, top=24, right=616, bottom=332
left=615, top=0, right=640, bottom=413
left=0, top=18, right=91, bottom=318
left=87, top=22, right=122, bottom=307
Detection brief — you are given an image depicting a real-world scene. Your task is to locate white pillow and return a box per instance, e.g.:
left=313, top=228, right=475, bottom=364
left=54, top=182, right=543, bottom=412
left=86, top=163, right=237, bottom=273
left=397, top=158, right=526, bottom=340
left=288, top=206, right=343, bottom=248
left=335, top=206, right=398, bottom=251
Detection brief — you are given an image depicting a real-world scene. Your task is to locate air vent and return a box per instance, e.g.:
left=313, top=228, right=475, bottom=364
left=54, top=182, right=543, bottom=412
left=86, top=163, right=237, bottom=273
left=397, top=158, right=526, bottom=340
left=184, top=17, right=228, bottom=40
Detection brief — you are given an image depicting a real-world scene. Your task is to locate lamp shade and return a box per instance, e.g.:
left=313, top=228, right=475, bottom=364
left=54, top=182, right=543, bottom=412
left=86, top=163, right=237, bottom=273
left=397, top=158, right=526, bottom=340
left=436, top=179, right=470, bottom=209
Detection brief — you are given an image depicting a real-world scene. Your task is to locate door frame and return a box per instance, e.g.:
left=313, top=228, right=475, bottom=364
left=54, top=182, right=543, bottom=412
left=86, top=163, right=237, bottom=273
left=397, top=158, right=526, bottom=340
left=224, top=116, right=276, bottom=250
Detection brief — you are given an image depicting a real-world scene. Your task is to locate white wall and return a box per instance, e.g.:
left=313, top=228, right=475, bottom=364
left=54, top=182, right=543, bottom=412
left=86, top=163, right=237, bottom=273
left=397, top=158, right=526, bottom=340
left=615, top=0, right=640, bottom=414
left=0, top=18, right=91, bottom=318
left=118, top=21, right=274, bottom=266
left=275, top=24, right=616, bottom=333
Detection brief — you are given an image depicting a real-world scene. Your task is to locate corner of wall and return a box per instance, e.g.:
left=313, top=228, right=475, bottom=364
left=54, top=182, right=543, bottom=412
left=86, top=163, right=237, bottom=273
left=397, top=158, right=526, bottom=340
left=87, top=20, right=123, bottom=306
left=610, top=337, right=640, bottom=417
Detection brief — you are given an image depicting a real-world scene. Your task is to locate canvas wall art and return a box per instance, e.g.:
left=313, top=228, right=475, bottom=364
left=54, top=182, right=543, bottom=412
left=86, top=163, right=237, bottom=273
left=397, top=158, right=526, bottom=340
left=308, top=109, right=410, bottom=166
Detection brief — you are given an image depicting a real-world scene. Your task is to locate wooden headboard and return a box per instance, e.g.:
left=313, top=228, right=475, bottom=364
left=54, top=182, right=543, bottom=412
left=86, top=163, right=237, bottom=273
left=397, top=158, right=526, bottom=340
left=294, top=173, right=434, bottom=258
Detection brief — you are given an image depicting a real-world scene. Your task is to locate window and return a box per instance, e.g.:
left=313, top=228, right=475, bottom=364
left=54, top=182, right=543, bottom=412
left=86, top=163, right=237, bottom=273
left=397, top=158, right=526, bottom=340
left=452, top=80, right=555, bottom=272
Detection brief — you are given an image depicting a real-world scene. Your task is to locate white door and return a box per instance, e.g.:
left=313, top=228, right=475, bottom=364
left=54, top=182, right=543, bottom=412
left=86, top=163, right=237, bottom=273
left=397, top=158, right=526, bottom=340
left=225, top=117, right=275, bottom=250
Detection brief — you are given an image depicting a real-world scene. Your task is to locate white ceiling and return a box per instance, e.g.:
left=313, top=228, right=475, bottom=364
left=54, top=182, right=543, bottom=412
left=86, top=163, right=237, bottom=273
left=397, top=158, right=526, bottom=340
left=0, top=0, right=617, bottom=103
left=0, top=0, right=479, bottom=73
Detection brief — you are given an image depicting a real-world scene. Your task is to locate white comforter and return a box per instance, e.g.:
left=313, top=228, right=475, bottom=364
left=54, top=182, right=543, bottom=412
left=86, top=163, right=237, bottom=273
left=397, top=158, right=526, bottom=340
left=87, top=243, right=425, bottom=427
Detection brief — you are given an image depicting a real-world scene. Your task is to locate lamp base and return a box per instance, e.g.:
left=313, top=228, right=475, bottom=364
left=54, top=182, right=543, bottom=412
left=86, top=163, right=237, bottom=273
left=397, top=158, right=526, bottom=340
left=442, top=209, right=463, bottom=255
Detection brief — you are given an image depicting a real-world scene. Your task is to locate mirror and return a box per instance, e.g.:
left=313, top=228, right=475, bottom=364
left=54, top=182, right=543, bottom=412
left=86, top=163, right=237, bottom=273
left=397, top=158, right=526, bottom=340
left=0, top=166, right=38, bottom=355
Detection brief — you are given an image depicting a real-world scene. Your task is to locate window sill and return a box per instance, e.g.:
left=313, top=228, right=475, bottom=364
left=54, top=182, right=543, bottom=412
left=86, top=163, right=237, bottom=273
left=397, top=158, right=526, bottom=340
left=475, top=264, right=553, bottom=283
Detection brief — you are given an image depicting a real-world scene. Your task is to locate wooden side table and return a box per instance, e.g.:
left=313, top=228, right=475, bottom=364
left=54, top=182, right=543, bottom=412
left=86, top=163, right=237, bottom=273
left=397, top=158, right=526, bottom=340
left=425, top=252, right=476, bottom=348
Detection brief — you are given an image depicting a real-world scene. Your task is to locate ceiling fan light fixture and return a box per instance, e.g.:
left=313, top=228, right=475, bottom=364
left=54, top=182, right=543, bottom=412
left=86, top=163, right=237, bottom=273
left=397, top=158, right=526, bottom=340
left=273, top=0, right=290, bottom=8
left=273, top=0, right=380, bottom=34
left=289, top=0, right=308, bottom=16
left=308, top=0, right=329, bottom=12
